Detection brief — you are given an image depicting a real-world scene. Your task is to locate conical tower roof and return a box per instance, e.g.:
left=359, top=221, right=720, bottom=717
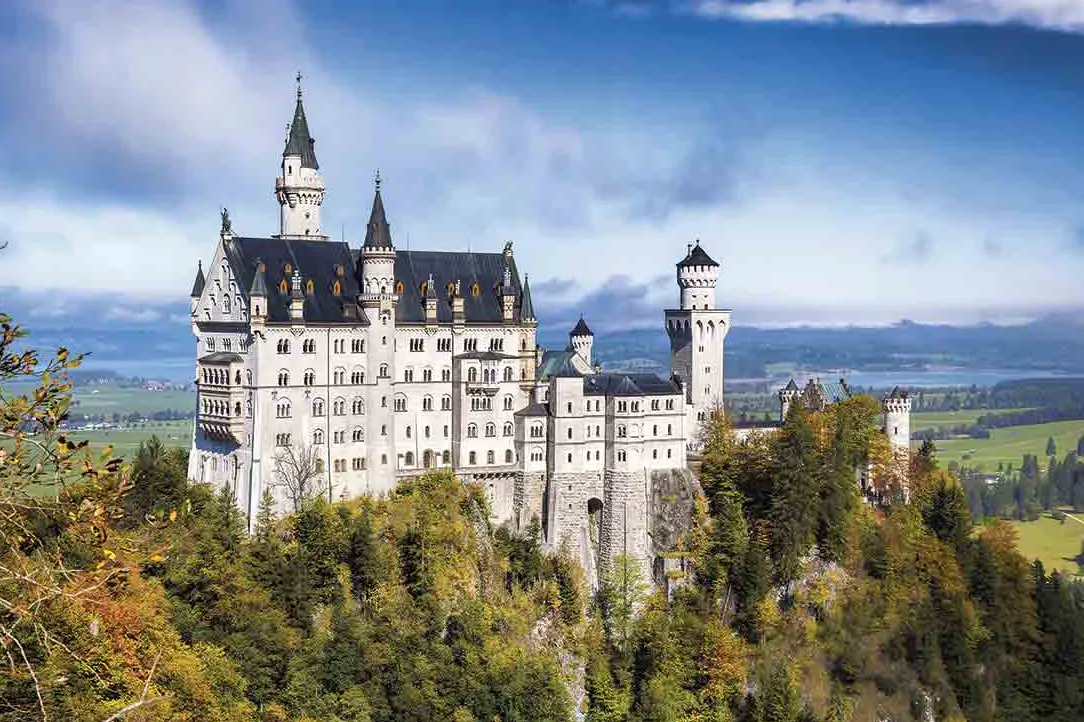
left=283, top=89, right=319, bottom=170
left=570, top=315, right=593, bottom=337
left=190, top=260, right=206, bottom=297
left=520, top=275, right=536, bottom=321
left=363, top=175, right=393, bottom=248
left=249, top=259, right=269, bottom=296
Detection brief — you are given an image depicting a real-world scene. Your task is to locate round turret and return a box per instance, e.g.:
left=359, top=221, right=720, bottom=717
left=677, top=240, right=720, bottom=310
left=570, top=315, right=594, bottom=367
left=882, top=386, right=911, bottom=452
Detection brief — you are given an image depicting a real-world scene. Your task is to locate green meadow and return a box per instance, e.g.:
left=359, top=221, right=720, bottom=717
left=1011, top=512, right=1084, bottom=578
left=935, top=420, right=1084, bottom=472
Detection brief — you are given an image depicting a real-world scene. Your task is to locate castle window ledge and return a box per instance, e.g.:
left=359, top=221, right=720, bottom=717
left=465, top=381, right=500, bottom=395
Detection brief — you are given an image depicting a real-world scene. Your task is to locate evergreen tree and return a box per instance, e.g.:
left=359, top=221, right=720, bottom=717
left=1047, top=436, right=1059, bottom=458
left=768, top=405, right=821, bottom=583
left=348, top=507, right=380, bottom=604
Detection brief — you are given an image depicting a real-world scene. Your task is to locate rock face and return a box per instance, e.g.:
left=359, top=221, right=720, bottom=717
left=647, top=468, right=702, bottom=591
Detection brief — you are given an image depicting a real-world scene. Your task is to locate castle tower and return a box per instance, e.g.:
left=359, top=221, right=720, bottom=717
left=275, top=76, right=326, bottom=239
left=357, top=173, right=398, bottom=494
left=570, top=316, right=594, bottom=367
left=779, top=378, right=800, bottom=421
left=665, top=240, right=731, bottom=445
left=189, top=260, right=205, bottom=314
left=883, top=386, right=912, bottom=453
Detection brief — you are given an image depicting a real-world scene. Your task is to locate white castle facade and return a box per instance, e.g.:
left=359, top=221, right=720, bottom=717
left=187, top=87, right=908, bottom=583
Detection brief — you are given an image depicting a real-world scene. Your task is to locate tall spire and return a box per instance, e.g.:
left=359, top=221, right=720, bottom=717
left=520, top=274, right=536, bottom=322
left=190, top=260, right=206, bottom=298
left=283, top=73, right=318, bottom=170
left=363, top=171, right=393, bottom=248
left=249, top=259, right=268, bottom=297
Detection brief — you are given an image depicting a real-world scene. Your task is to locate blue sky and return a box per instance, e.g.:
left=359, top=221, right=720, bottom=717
left=2, top=0, right=1084, bottom=330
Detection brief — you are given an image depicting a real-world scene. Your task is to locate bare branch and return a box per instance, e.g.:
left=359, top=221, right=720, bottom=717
left=270, top=442, right=326, bottom=511
left=100, top=696, right=167, bottom=722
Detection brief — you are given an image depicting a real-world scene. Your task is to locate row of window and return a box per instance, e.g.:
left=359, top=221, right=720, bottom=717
left=563, top=398, right=677, bottom=414
left=201, top=398, right=241, bottom=417
left=274, top=336, right=522, bottom=356
left=200, top=367, right=240, bottom=386
left=466, top=367, right=519, bottom=383
left=205, top=337, right=246, bottom=353
left=312, top=428, right=365, bottom=445
left=466, top=449, right=515, bottom=465
left=466, top=422, right=514, bottom=438
left=558, top=448, right=675, bottom=464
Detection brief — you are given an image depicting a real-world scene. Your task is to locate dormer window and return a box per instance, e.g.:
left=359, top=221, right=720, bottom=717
left=284, top=263, right=292, bottom=275
left=332, top=280, right=341, bottom=296
left=470, top=282, right=480, bottom=297
left=306, top=279, right=314, bottom=296
left=395, top=281, right=404, bottom=294
left=278, top=279, right=288, bottom=294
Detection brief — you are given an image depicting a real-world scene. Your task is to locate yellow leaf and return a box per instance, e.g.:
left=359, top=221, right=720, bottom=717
left=169, top=509, right=178, bottom=522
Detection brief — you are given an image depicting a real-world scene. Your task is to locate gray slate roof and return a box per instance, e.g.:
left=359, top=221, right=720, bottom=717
left=223, top=237, right=362, bottom=324
left=283, top=95, right=319, bottom=170
left=677, top=241, right=718, bottom=268
left=515, top=401, right=550, bottom=417
left=520, top=276, right=536, bottom=321
left=391, top=250, right=526, bottom=325
left=885, top=385, right=909, bottom=400
left=199, top=352, right=243, bottom=364
left=583, top=373, right=682, bottom=397
left=363, top=189, right=393, bottom=248
left=190, top=261, right=206, bottom=297
left=570, top=316, right=593, bottom=337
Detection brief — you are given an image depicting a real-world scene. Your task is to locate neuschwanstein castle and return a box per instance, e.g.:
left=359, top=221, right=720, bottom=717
left=188, top=86, right=910, bottom=585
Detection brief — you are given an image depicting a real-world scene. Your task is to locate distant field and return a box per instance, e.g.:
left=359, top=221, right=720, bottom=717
left=1011, top=512, right=1084, bottom=578
left=70, top=386, right=194, bottom=417
left=69, top=419, right=193, bottom=458
left=935, top=420, right=1084, bottom=472
left=911, top=408, right=1032, bottom=431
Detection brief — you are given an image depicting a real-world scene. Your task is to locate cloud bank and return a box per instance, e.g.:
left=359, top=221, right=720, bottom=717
left=680, top=0, right=1084, bottom=31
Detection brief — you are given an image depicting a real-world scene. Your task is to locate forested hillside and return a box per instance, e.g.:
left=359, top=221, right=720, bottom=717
left=4, top=308, right=1084, bottom=722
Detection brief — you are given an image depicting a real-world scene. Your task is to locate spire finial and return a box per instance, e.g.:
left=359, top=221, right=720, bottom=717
left=374, top=168, right=381, bottom=192
left=296, top=71, right=303, bottom=99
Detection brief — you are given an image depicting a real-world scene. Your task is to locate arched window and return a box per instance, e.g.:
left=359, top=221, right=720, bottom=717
left=404, top=368, right=414, bottom=382
left=442, top=450, right=451, bottom=465
left=276, top=399, right=291, bottom=418
left=505, top=449, right=514, bottom=464
left=468, top=367, right=478, bottom=383
left=313, top=398, right=325, bottom=416
left=333, top=398, right=346, bottom=415
left=352, top=398, right=364, bottom=415
left=353, top=427, right=364, bottom=442
left=234, top=401, right=242, bottom=417
left=467, top=424, right=478, bottom=438
left=504, top=395, right=513, bottom=411
left=406, top=426, right=412, bottom=439
left=314, top=429, right=324, bottom=445
left=470, top=282, right=480, bottom=297
left=487, top=450, right=495, bottom=464
left=503, top=422, right=513, bottom=437
left=441, top=395, right=452, bottom=410
left=442, top=368, right=451, bottom=382
left=278, top=370, right=289, bottom=386
left=531, top=423, right=543, bottom=438
left=379, top=364, right=389, bottom=378
left=394, top=396, right=407, bottom=412
left=277, top=339, right=290, bottom=354
left=278, top=278, right=288, bottom=294
left=222, top=296, right=231, bottom=313
left=395, top=280, right=404, bottom=294
left=503, top=366, right=513, bottom=382
left=404, top=451, right=414, bottom=466
left=485, top=423, right=496, bottom=437
left=469, top=451, right=477, bottom=465
left=423, top=368, right=433, bottom=382
left=351, top=369, right=364, bottom=384
left=422, top=395, right=433, bottom=411
left=303, top=369, right=315, bottom=386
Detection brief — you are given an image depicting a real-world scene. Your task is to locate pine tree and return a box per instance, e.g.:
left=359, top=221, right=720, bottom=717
left=1047, top=436, right=1058, bottom=458
left=769, top=405, right=821, bottom=583
left=585, top=650, right=626, bottom=722
left=348, top=507, right=380, bottom=604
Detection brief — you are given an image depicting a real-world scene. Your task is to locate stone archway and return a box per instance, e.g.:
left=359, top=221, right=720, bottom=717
left=423, top=449, right=434, bottom=468
left=587, top=497, right=604, bottom=572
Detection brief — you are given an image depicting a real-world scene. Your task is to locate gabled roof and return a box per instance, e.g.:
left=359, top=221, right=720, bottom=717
left=363, top=187, right=393, bottom=248
left=190, top=261, right=206, bottom=298
left=283, top=94, right=319, bottom=170
left=537, top=350, right=586, bottom=378
left=570, top=316, right=593, bottom=337
left=677, top=240, right=718, bottom=268
left=783, top=378, right=799, bottom=392
left=221, top=237, right=362, bottom=324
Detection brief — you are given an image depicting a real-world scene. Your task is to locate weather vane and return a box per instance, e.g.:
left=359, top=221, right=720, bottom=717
left=296, top=71, right=303, bottom=98
left=374, top=168, right=381, bottom=192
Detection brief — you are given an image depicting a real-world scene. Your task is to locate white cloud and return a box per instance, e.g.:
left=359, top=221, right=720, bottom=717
left=681, top=0, right=1084, bottom=30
